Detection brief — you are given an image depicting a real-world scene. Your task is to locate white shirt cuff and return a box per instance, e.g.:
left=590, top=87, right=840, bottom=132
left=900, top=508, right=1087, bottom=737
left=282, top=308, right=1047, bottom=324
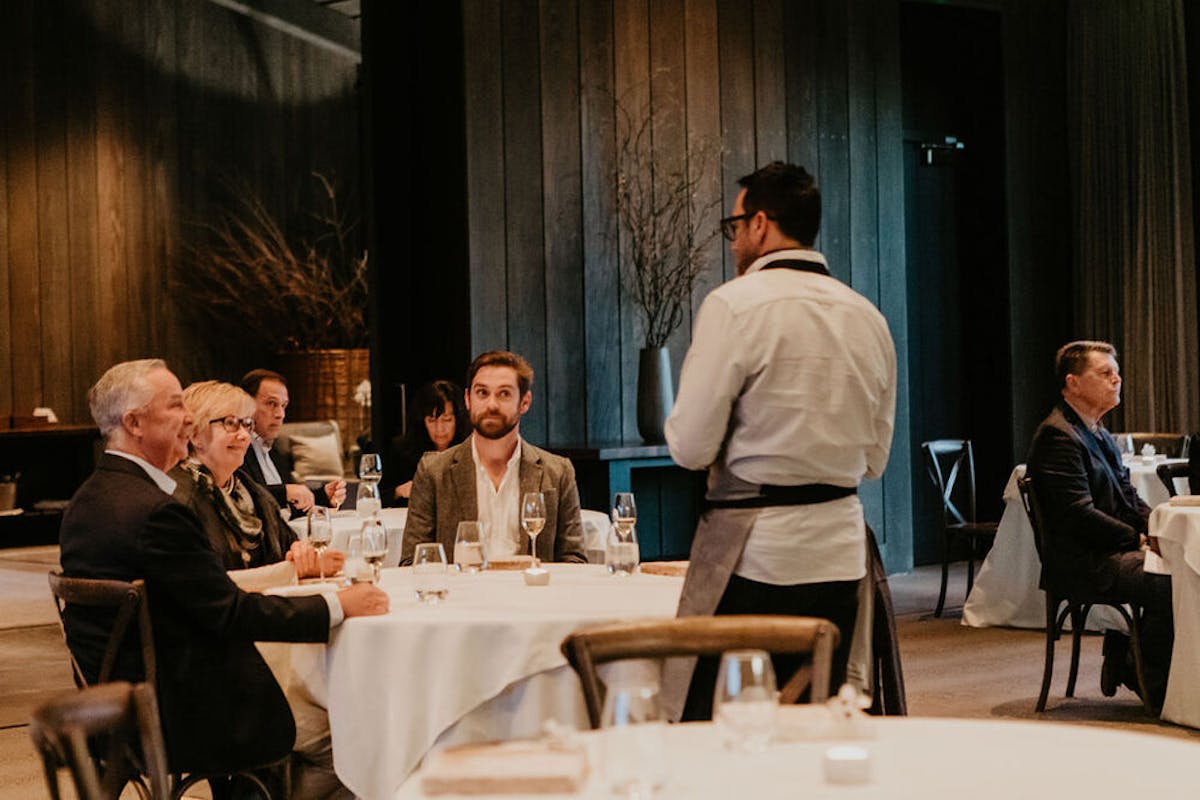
left=324, top=592, right=345, bottom=627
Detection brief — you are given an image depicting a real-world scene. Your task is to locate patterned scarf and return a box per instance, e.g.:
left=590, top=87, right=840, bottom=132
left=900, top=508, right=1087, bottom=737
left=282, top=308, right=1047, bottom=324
left=181, top=458, right=267, bottom=567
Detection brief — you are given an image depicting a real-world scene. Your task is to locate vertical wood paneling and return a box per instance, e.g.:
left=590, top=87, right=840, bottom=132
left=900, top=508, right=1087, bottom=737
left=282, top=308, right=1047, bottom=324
left=0, top=5, right=13, bottom=419
left=684, top=0, right=723, bottom=320
left=34, top=0, right=74, bottom=421
left=752, top=0, right=787, bottom=164
left=716, top=0, right=755, bottom=281
left=815, top=0, right=850, bottom=282
left=464, top=0, right=507, bottom=357
left=502, top=0, right=548, bottom=443
left=847, top=0, right=880, bottom=304
left=614, top=0, right=650, bottom=442
left=580, top=0, right=623, bottom=443
left=785, top=0, right=820, bottom=174
left=7, top=0, right=43, bottom=415
left=120, top=3, right=152, bottom=359
left=540, top=0, right=586, bottom=445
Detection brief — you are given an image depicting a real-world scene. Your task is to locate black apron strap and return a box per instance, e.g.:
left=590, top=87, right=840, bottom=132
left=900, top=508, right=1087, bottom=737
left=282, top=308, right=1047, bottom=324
left=705, top=483, right=857, bottom=510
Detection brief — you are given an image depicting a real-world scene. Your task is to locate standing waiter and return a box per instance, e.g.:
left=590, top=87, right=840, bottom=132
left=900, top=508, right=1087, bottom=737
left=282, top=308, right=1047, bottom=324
left=662, top=162, right=897, bottom=721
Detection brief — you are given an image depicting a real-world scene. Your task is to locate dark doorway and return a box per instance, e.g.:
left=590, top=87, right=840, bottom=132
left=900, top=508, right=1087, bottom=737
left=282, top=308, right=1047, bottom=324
left=902, top=3, right=1011, bottom=567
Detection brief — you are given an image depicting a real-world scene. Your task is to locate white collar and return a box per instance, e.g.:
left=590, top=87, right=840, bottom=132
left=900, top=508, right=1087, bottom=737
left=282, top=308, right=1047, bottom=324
left=471, top=434, right=523, bottom=475
left=744, top=248, right=827, bottom=275
left=106, top=449, right=177, bottom=495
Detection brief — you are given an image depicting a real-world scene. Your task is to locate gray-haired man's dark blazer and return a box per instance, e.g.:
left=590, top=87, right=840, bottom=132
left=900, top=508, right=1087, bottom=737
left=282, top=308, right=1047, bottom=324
left=400, top=437, right=586, bottom=565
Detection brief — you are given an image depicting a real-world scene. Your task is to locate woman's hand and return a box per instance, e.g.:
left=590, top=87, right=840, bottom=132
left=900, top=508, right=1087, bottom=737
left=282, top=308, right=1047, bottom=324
left=286, top=540, right=320, bottom=577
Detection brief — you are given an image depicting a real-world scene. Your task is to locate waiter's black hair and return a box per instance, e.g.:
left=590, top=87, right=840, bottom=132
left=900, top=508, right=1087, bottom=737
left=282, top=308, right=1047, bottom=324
left=738, top=162, right=821, bottom=246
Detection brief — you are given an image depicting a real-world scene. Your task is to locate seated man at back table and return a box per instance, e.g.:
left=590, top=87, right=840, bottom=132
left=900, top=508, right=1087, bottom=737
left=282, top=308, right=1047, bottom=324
left=239, top=369, right=346, bottom=517
left=58, top=359, right=388, bottom=784
left=1026, top=340, right=1173, bottom=708
left=401, top=350, right=586, bottom=565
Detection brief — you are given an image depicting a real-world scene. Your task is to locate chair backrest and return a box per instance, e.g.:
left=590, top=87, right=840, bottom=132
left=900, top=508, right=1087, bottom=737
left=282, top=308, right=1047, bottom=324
left=29, top=681, right=171, bottom=800
left=47, top=571, right=156, bottom=690
left=560, top=615, right=840, bottom=729
left=921, top=439, right=979, bottom=526
left=1015, top=475, right=1048, bottom=563
left=1156, top=461, right=1190, bottom=499
left=1110, top=432, right=1189, bottom=459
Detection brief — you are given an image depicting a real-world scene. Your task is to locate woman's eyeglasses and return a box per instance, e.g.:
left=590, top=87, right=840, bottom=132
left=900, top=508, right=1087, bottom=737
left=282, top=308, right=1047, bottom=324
left=209, top=416, right=255, bottom=434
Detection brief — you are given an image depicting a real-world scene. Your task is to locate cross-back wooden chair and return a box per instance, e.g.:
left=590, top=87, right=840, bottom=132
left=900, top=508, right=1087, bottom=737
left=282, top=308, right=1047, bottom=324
left=1156, top=462, right=1190, bottom=499
left=560, top=615, right=840, bottom=729
left=30, top=681, right=171, bottom=800
left=921, top=439, right=999, bottom=616
left=1015, top=476, right=1153, bottom=713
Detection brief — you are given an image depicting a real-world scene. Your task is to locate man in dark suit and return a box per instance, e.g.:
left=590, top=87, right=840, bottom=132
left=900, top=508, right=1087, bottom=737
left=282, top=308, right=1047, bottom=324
left=1026, top=340, right=1173, bottom=707
left=401, top=351, right=586, bottom=566
left=239, top=369, right=346, bottom=516
left=59, top=359, right=388, bottom=778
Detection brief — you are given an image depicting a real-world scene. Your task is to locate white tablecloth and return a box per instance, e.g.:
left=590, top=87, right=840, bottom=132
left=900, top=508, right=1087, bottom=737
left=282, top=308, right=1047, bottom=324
left=962, top=458, right=1184, bottom=629
left=317, top=563, right=682, bottom=798
left=1147, top=502, right=1200, bottom=728
left=289, top=507, right=409, bottom=567
left=395, top=712, right=1200, bottom=798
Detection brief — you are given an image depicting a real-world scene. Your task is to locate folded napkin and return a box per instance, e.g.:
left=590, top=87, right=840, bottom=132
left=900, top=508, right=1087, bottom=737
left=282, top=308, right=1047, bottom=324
left=421, top=740, right=588, bottom=795
left=638, top=561, right=689, bottom=578
left=1169, top=495, right=1200, bottom=507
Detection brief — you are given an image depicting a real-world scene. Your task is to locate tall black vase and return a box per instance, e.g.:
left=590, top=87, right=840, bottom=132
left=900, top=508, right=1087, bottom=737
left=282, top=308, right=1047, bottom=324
left=636, top=347, right=675, bottom=444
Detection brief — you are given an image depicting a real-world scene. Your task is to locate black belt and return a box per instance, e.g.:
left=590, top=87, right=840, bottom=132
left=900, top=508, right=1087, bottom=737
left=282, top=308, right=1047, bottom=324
left=704, top=483, right=857, bottom=510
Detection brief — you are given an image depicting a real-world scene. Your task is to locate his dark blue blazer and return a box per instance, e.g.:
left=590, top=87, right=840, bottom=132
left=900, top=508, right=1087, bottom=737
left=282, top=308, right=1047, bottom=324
left=59, top=453, right=330, bottom=774
left=1026, top=401, right=1150, bottom=595
left=240, top=444, right=330, bottom=516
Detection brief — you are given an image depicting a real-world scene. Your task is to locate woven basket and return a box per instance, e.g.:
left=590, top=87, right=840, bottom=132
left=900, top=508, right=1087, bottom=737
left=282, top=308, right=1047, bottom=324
left=275, top=349, right=370, bottom=457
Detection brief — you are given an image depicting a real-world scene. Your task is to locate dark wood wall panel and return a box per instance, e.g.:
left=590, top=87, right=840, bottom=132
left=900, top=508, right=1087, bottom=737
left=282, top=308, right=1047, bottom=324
left=0, top=0, right=360, bottom=423
left=460, top=0, right=923, bottom=564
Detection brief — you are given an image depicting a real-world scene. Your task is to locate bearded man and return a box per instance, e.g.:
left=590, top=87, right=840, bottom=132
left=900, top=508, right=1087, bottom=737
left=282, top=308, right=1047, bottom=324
left=400, top=350, right=585, bottom=565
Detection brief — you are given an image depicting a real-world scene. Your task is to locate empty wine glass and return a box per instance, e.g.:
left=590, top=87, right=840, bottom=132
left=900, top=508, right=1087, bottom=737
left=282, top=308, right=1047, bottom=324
left=361, top=518, right=388, bottom=583
left=601, top=682, right=667, bottom=797
left=613, top=492, right=637, bottom=533
left=713, top=649, right=778, bottom=753
left=605, top=522, right=640, bottom=577
left=359, top=453, right=383, bottom=482
left=521, top=492, right=546, bottom=568
left=307, top=506, right=333, bottom=584
left=412, top=542, right=449, bottom=603
left=454, top=521, right=485, bottom=573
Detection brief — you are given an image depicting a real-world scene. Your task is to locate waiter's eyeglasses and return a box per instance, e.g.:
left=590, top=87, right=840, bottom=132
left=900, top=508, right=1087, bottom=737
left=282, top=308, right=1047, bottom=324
left=719, top=211, right=774, bottom=241
left=209, top=416, right=255, bottom=434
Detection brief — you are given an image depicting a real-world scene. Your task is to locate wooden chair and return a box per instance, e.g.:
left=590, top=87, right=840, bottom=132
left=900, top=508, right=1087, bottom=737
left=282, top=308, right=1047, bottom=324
left=560, top=615, right=840, bottom=729
left=920, top=439, right=999, bottom=616
left=47, top=571, right=280, bottom=799
left=30, top=681, right=171, bottom=800
left=1110, top=432, right=1189, bottom=459
left=1156, top=461, right=1190, bottom=499
left=1014, top=477, right=1153, bottom=713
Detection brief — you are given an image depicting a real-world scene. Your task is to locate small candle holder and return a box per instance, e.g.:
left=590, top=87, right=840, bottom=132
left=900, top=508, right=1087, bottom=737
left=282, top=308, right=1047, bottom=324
left=523, top=567, right=550, bottom=586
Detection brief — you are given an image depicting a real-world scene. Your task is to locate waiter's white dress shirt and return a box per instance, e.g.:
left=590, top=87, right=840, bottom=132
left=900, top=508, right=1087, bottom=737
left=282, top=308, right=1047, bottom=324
left=665, top=249, right=896, bottom=585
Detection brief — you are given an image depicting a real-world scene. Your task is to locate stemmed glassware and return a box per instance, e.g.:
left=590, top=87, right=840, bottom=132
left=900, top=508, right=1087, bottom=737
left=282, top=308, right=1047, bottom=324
left=607, top=491, right=640, bottom=576
left=454, top=521, right=485, bottom=573
left=307, top=506, right=333, bottom=584
left=360, top=517, right=388, bottom=583
left=600, top=682, right=667, bottom=796
left=357, top=453, right=383, bottom=517
left=359, top=453, right=383, bottom=482
left=520, top=492, right=546, bottom=568
left=613, top=492, right=637, bottom=533
left=713, top=649, right=778, bottom=753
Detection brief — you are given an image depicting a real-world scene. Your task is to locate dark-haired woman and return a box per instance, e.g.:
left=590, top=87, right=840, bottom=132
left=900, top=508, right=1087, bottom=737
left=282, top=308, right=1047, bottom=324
left=383, top=380, right=470, bottom=506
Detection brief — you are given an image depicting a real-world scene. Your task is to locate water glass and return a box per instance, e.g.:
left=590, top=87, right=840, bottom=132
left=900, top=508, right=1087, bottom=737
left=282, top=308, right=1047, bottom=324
left=412, top=543, right=449, bottom=604
left=356, top=480, right=382, bottom=518
left=605, top=522, right=640, bottom=577
left=307, top=506, right=333, bottom=583
left=454, top=521, right=485, bottom=573
left=361, top=518, right=388, bottom=583
left=713, top=649, right=778, bottom=753
left=600, top=683, right=667, bottom=797
left=359, top=452, right=383, bottom=482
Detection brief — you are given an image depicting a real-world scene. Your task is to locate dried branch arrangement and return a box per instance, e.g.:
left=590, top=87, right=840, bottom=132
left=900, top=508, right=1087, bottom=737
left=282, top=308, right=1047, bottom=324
left=179, top=173, right=368, bottom=352
left=615, top=93, right=721, bottom=349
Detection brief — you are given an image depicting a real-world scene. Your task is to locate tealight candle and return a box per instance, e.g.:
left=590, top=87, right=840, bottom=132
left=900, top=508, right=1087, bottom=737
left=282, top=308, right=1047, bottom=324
left=823, top=745, right=870, bottom=785
left=523, top=567, right=550, bottom=586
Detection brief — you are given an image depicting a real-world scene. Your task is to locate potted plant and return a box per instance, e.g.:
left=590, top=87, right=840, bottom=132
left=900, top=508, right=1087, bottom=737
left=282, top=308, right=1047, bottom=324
left=615, top=98, right=720, bottom=443
left=178, top=173, right=370, bottom=452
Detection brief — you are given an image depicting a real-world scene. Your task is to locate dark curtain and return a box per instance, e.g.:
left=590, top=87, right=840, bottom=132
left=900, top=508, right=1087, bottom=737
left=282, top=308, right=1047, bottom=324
left=1069, top=0, right=1198, bottom=431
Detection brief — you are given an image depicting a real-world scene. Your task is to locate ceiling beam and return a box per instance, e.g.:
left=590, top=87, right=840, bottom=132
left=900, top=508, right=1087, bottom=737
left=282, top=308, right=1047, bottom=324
left=205, top=0, right=360, bottom=61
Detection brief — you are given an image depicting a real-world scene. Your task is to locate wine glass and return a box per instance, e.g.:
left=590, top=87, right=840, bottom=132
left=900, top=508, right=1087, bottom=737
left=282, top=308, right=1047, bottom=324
left=613, top=492, right=637, bottom=534
left=412, top=542, right=449, bottom=603
left=307, top=506, right=333, bottom=584
left=361, top=518, right=388, bottom=583
left=454, top=521, right=485, bottom=573
left=359, top=453, right=383, bottom=482
left=356, top=480, right=382, bottom=518
left=713, top=649, right=778, bottom=753
left=605, top=521, right=640, bottom=577
left=520, top=492, right=546, bottom=568
left=600, top=682, right=667, bottom=796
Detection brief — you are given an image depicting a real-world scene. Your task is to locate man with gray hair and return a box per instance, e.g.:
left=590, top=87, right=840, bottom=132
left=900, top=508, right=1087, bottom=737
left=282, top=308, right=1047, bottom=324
left=1027, top=340, right=1173, bottom=709
left=59, top=359, right=388, bottom=785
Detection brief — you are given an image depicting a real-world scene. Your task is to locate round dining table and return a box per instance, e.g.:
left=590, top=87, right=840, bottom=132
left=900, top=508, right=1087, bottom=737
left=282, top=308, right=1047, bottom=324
left=1146, top=500, right=1200, bottom=729
left=268, top=563, right=683, bottom=799
left=396, top=710, right=1200, bottom=798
